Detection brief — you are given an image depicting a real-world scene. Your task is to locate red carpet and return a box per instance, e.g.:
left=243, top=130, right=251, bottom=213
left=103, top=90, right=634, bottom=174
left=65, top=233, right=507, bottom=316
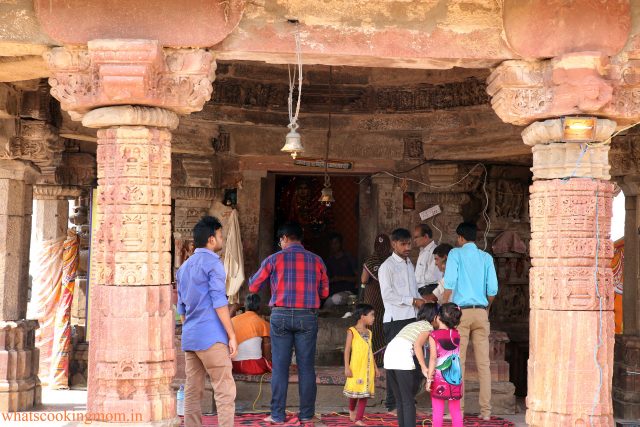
left=180, top=413, right=516, bottom=426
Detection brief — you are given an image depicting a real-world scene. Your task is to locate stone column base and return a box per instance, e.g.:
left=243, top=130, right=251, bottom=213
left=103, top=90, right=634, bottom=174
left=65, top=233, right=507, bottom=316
left=613, top=335, right=640, bottom=420
left=0, top=320, right=41, bottom=411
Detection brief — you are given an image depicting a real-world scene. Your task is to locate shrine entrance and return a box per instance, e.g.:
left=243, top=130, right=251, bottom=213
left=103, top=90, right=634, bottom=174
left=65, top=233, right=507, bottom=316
left=273, top=174, right=362, bottom=263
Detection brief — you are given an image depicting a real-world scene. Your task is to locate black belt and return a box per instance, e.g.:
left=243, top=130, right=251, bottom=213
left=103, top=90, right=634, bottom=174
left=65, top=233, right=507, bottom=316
left=271, top=307, right=318, bottom=312
left=459, top=305, right=487, bottom=310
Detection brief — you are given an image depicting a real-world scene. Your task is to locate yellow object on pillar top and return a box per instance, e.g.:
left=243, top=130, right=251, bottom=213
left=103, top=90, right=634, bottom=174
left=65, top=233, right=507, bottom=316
left=562, top=116, right=597, bottom=142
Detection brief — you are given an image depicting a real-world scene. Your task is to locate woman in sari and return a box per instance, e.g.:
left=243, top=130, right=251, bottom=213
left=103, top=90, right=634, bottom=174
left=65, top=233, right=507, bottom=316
left=359, top=233, right=391, bottom=365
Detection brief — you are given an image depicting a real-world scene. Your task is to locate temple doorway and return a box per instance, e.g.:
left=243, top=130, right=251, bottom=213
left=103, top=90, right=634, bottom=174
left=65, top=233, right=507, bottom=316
left=273, top=174, right=362, bottom=283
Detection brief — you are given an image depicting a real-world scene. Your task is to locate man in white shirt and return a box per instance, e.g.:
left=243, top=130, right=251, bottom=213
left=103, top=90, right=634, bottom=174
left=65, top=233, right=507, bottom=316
left=378, top=228, right=426, bottom=413
left=413, top=224, right=443, bottom=297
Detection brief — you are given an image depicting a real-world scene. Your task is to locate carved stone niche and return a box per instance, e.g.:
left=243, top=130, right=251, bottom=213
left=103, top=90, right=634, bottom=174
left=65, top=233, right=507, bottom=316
left=45, top=39, right=217, bottom=119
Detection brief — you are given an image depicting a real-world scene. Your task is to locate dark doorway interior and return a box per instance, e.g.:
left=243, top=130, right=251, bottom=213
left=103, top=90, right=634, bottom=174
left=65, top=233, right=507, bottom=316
left=274, top=175, right=360, bottom=262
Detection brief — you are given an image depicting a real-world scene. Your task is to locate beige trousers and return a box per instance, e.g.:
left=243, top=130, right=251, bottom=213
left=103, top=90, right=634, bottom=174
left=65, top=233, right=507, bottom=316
left=458, top=308, right=491, bottom=418
left=184, top=343, right=236, bottom=427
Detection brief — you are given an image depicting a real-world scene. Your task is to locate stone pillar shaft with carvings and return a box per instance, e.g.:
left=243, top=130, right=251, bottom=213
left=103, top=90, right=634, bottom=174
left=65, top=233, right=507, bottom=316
left=523, top=119, right=616, bottom=427
left=45, top=39, right=215, bottom=424
left=486, top=50, right=639, bottom=426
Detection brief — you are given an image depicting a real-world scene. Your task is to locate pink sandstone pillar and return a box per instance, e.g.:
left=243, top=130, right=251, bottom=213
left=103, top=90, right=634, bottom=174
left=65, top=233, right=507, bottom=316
left=522, top=119, right=617, bottom=426
left=486, top=50, right=640, bottom=426
left=84, top=108, right=176, bottom=423
left=0, top=160, right=41, bottom=411
left=44, top=39, right=215, bottom=425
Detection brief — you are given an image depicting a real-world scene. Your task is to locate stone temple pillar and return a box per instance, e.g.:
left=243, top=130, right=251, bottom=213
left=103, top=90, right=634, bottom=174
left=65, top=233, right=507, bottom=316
left=0, top=160, right=40, bottom=411
left=523, top=119, right=616, bottom=426
left=28, top=187, right=72, bottom=386
left=45, top=39, right=215, bottom=424
left=487, top=51, right=640, bottom=426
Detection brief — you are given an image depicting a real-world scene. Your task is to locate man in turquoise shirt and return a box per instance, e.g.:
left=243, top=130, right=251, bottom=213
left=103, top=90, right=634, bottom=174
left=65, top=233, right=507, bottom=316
left=442, top=222, right=497, bottom=421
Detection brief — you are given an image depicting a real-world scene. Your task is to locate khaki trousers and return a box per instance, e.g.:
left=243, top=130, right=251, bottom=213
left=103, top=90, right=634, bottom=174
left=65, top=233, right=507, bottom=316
left=184, top=343, right=236, bottom=427
left=458, top=308, right=491, bottom=418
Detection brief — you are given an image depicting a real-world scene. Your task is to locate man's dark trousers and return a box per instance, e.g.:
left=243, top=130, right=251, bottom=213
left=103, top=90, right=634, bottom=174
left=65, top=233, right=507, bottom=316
left=269, top=308, right=319, bottom=423
left=383, top=317, right=416, bottom=411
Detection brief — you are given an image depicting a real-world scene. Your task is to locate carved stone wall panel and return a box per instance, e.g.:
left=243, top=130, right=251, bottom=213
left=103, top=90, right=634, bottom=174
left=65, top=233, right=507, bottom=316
left=530, top=266, right=613, bottom=311
left=527, top=310, right=615, bottom=427
left=45, top=40, right=216, bottom=118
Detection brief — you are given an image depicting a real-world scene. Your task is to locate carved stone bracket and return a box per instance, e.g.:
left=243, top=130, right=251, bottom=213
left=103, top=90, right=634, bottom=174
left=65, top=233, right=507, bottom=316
left=1, top=120, right=63, bottom=170
left=45, top=39, right=216, bottom=118
left=487, top=52, right=640, bottom=126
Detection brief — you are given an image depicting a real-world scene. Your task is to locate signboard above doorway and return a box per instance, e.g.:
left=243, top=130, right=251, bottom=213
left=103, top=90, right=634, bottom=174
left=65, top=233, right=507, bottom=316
left=293, top=158, right=353, bottom=170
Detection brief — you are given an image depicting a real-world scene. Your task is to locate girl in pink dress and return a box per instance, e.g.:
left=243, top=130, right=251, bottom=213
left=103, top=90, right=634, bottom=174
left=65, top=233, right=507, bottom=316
left=426, top=303, right=463, bottom=427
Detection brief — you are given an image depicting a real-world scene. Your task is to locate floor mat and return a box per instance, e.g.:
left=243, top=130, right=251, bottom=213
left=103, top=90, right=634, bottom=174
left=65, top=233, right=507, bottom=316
left=181, top=412, right=516, bottom=426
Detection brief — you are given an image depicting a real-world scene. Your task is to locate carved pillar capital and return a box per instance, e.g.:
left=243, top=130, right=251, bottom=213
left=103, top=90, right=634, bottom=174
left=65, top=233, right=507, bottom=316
left=521, top=118, right=616, bottom=181
left=487, top=52, right=640, bottom=126
left=44, top=39, right=216, bottom=119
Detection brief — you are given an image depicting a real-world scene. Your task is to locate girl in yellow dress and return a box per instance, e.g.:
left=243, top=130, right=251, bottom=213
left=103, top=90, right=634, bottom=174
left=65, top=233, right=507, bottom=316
left=344, top=304, right=379, bottom=426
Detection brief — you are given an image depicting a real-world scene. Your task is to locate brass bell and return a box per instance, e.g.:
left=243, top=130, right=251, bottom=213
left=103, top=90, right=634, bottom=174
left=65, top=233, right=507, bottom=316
left=281, top=126, right=304, bottom=158
left=319, top=184, right=335, bottom=205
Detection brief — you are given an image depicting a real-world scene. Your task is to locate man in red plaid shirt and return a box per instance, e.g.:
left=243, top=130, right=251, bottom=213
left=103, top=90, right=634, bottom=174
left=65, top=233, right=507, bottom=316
left=248, top=222, right=329, bottom=424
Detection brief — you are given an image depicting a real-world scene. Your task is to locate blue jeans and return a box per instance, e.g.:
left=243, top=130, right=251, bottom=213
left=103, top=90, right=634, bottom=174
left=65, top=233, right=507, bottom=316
left=269, top=308, right=318, bottom=422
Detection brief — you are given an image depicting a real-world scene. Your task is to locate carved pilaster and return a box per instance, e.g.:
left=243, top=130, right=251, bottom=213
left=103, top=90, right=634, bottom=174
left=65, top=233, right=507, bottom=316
left=45, top=40, right=216, bottom=119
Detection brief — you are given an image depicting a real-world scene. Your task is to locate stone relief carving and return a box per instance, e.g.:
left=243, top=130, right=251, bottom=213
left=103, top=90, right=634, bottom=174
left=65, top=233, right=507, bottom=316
left=211, top=77, right=489, bottom=113
left=403, top=135, right=424, bottom=160
left=493, top=179, right=526, bottom=221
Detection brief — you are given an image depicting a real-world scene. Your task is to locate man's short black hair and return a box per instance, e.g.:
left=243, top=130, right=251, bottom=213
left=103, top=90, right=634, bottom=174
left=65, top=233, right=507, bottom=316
left=390, top=228, right=412, bottom=242
left=277, top=222, right=303, bottom=241
left=456, top=222, right=477, bottom=242
left=245, top=293, right=261, bottom=312
left=415, top=223, right=433, bottom=239
left=433, top=243, right=453, bottom=258
left=193, top=216, right=222, bottom=248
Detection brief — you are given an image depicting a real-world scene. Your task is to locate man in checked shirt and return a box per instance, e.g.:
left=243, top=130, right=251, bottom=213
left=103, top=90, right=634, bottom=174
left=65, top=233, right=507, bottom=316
left=248, top=222, right=329, bottom=425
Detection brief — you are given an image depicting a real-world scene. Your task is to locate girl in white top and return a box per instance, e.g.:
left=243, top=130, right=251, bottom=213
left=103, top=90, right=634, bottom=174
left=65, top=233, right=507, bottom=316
left=383, top=303, right=438, bottom=427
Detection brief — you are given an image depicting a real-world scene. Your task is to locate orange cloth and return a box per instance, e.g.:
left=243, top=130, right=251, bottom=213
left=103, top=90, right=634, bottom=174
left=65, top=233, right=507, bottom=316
left=231, top=311, right=270, bottom=345
left=612, top=238, right=624, bottom=334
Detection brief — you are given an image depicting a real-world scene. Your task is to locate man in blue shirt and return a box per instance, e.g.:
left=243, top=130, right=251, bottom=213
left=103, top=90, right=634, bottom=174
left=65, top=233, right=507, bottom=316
left=442, top=222, right=498, bottom=421
left=177, top=216, right=238, bottom=427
